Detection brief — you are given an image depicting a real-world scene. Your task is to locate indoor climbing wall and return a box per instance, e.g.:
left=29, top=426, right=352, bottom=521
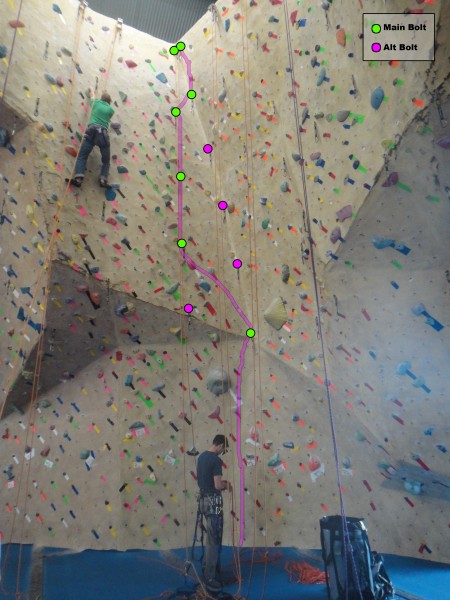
left=0, top=0, right=449, bottom=563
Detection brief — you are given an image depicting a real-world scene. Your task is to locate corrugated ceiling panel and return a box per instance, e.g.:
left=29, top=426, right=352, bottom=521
left=86, top=0, right=212, bottom=43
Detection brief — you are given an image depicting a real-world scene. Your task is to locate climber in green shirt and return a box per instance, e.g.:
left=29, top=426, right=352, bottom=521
left=72, top=87, right=115, bottom=187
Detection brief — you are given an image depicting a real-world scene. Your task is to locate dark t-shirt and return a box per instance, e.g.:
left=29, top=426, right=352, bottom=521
left=197, top=450, right=223, bottom=493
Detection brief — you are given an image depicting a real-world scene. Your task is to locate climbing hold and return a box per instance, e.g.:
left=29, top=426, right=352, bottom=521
left=125, top=60, right=138, bottom=68
left=111, top=122, right=121, bottom=131
left=372, top=237, right=395, bottom=250
left=80, top=450, right=90, bottom=460
left=117, top=165, right=128, bottom=174
left=330, top=227, right=341, bottom=244
left=52, top=4, right=62, bottom=14
left=0, top=127, right=10, bottom=147
left=262, top=218, right=270, bottom=229
left=435, top=135, right=450, bottom=150
left=336, top=28, right=346, bottom=47
left=218, top=88, right=227, bottom=103
left=206, top=368, right=231, bottom=396
left=310, top=152, right=321, bottom=160
left=65, top=145, right=77, bottom=157
left=45, top=74, right=57, bottom=85
left=225, top=19, right=231, bottom=32
left=227, top=201, right=235, bottom=213
left=119, top=91, right=128, bottom=103
left=9, top=20, right=25, bottom=28
left=207, top=332, right=220, bottom=343
left=0, top=45, right=7, bottom=59
left=56, top=76, right=64, bottom=87
left=61, top=47, right=72, bottom=56
left=263, top=297, right=288, bottom=330
left=382, top=172, right=399, bottom=187
left=336, top=205, right=352, bottom=222
left=166, top=282, right=180, bottom=295
left=291, top=153, right=302, bottom=162
left=281, top=264, right=290, bottom=283
left=156, top=72, right=168, bottom=83
left=404, top=480, right=423, bottom=495
left=336, top=110, right=350, bottom=123
left=371, top=86, right=385, bottom=110
left=316, top=68, right=326, bottom=86
left=280, top=181, right=289, bottom=192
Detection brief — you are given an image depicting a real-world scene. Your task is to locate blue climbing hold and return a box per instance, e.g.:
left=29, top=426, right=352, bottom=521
left=52, top=3, right=62, bottom=14
left=156, top=72, right=168, bottom=84
left=225, top=19, right=231, bottom=32
left=105, top=187, right=116, bottom=201
left=412, top=303, right=426, bottom=316
left=372, top=236, right=395, bottom=250
left=0, top=45, right=7, bottom=59
left=396, top=361, right=411, bottom=375
left=371, top=86, right=384, bottom=110
left=316, top=67, right=326, bottom=86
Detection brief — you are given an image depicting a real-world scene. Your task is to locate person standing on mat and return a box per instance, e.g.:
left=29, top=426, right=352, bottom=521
left=196, top=434, right=232, bottom=592
left=72, top=87, right=114, bottom=187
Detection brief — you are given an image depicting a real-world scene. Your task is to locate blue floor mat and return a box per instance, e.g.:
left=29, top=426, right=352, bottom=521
left=0, top=543, right=33, bottom=600
left=1, top=544, right=449, bottom=600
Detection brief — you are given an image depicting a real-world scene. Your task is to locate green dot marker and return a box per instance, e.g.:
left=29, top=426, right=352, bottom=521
left=169, top=46, right=178, bottom=55
left=177, top=239, right=187, bottom=248
left=246, top=328, right=256, bottom=338
left=187, top=90, right=196, bottom=99
left=371, top=24, right=381, bottom=34
left=177, top=41, right=186, bottom=51
left=171, top=107, right=181, bottom=117
left=176, top=172, right=186, bottom=181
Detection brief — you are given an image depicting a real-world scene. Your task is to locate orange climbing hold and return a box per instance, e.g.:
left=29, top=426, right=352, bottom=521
left=336, top=28, right=346, bottom=47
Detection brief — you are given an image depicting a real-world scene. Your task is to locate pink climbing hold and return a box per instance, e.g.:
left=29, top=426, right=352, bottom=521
left=9, top=20, right=25, bottom=28
left=125, top=60, right=138, bottom=68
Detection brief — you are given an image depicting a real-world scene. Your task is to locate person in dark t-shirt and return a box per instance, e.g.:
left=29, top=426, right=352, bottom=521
left=196, top=434, right=232, bottom=592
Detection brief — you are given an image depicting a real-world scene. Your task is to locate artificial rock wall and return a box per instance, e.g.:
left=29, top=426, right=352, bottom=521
left=0, top=0, right=449, bottom=562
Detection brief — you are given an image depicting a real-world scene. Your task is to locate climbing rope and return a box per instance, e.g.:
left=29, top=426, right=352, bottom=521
left=281, top=2, right=363, bottom=598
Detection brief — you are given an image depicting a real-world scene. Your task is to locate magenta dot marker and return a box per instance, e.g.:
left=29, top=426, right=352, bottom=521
left=184, top=304, right=193, bottom=313
left=233, top=259, right=242, bottom=269
left=203, top=144, right=213, bottom=154
left=218, top=201, right=228, bottom=210
left=371, top=43, right=381, bottom=53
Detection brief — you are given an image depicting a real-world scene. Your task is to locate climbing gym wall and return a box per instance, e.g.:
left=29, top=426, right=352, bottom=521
left=0, top=0, right=449, bottom=564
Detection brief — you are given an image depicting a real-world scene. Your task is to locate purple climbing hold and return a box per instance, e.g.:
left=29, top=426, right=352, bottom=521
left=382, top=172, right=399, bottom=187
left=336, top=205, right=352, bottom=222
left=435, top=135, right=450, bottom=149
left=330, top=227, right=341, bottom=244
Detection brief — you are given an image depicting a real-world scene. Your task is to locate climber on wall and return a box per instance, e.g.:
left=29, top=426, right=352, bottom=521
left=196, top=434, right=232, bottom=593
left=71, top=87, right=114, bottom=188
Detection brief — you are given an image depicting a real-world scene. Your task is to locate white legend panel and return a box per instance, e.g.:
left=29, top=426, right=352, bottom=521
left=363, top=13, right=435, bottom=61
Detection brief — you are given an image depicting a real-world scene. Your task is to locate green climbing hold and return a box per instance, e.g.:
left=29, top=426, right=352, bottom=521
left=119, top=91, right=127, bottom=103
left=262, top=218, right=270, bottom=229
left=117, top=165, right=129, bottom=174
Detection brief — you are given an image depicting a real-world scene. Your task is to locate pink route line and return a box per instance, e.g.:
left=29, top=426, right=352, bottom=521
left=176, top=50, right=251, bottom=546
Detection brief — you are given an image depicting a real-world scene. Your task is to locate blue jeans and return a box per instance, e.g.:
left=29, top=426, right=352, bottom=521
left=74, top=126, right=110, bottom=180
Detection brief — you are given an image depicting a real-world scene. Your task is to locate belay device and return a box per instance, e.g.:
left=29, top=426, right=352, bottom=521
left=320, top=515, right=395, bottom=600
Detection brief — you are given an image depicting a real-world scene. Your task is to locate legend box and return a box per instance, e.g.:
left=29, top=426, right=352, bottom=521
left=363, top=13, right=435, bottom=61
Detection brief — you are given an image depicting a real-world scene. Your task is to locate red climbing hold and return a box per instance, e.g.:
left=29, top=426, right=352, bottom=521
left=125, top=60, right=138, bottom=68
left=9, top=20, right=25, bottom=28
left=65, top=145, right=77, bottom=157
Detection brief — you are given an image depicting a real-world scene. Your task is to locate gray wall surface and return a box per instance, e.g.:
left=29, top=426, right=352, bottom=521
left=86, top=0, right=213, bottom=43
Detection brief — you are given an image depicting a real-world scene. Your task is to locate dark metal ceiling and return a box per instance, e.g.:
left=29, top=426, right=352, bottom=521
left=86, top=0, right=213, bottom=44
